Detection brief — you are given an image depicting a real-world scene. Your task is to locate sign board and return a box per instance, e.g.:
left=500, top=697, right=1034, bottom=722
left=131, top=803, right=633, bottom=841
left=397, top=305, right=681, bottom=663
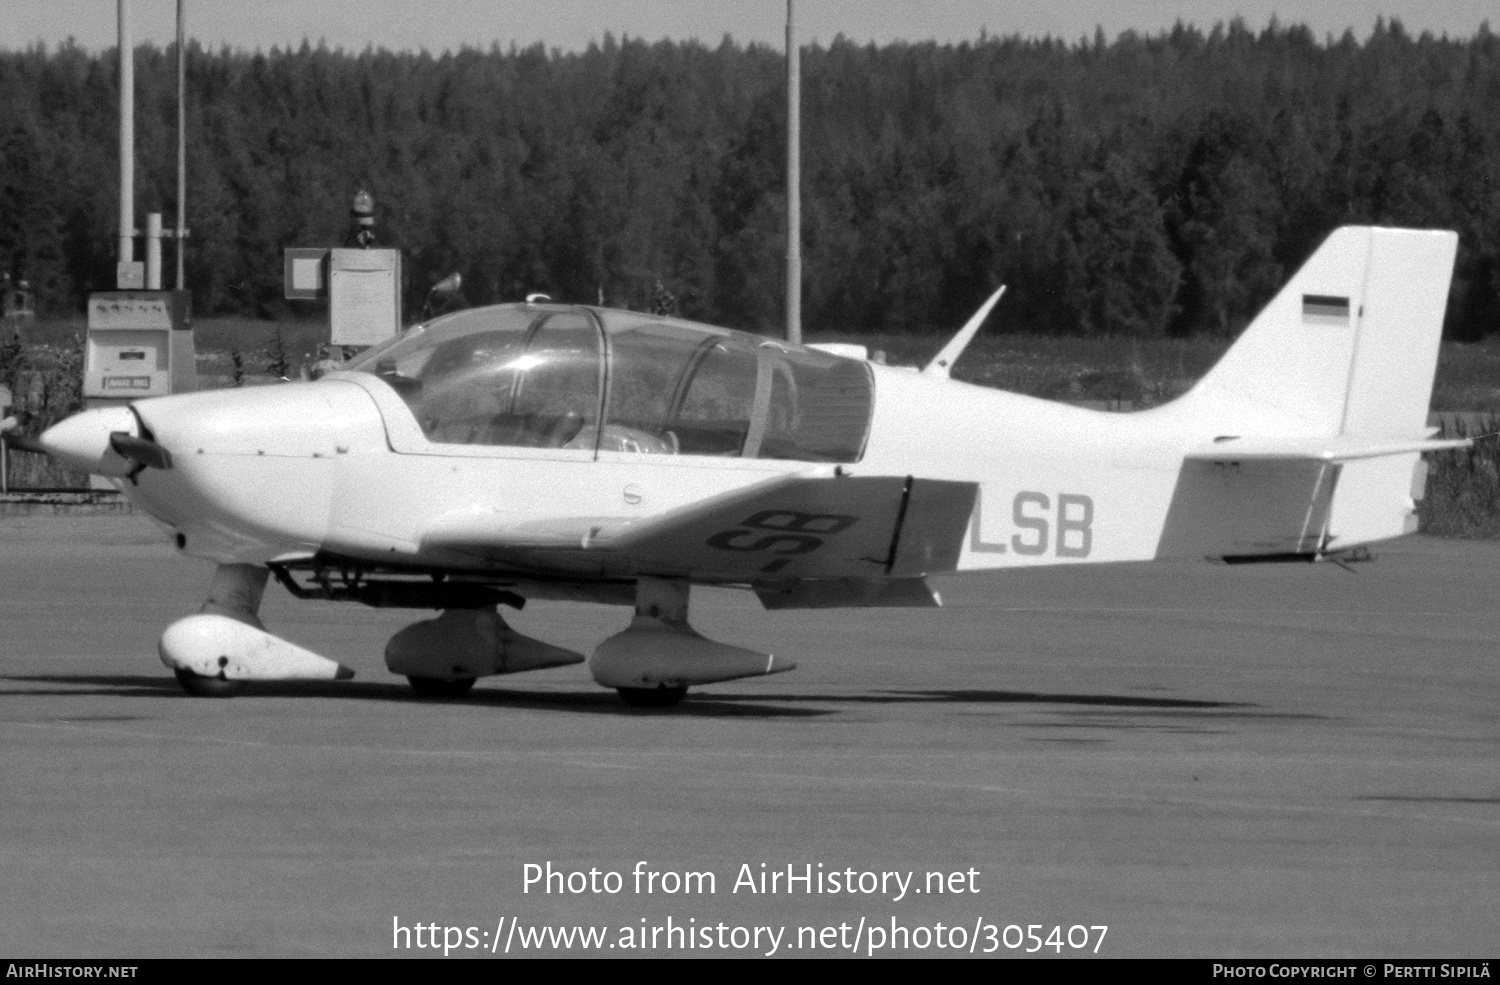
left=329, top=248, right=402, bottom=347
left=116, top=261, right=145, bottom=290
left=87, top=292, right=191, bottom=331
left=84, top=291, right=196, bottom=401
left=284, top=248, right=330, bottom=300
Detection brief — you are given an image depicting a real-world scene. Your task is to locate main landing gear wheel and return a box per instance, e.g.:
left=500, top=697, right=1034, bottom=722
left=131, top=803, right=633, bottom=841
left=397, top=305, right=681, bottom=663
left=407, top=675, right=478, bottom=698
left=173, top=667, right=245, bottom=698
left=616, top=685, right=688, bottom=708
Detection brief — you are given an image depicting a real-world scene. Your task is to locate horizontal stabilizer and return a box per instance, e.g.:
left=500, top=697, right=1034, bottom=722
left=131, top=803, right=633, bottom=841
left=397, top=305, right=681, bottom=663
left=1189, top=435, right=1470, bottom=464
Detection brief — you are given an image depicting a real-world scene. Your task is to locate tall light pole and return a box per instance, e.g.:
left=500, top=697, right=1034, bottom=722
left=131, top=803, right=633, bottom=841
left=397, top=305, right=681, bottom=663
left=175, top=0, right=187, bottom=289
left=785, top=0, right=802, bottom=345
left=117, top=0, right=135, bottom=285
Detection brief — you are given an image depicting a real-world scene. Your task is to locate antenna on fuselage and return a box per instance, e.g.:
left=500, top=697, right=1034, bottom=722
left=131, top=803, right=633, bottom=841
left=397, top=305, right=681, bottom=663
left=921, top=285, right=1006, bottom=377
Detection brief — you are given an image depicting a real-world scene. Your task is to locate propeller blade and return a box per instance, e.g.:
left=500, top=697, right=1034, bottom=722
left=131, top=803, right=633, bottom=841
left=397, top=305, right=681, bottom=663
left=3, top=432, right=50, bottom=455
left=108, top=432, right=173, bottom=471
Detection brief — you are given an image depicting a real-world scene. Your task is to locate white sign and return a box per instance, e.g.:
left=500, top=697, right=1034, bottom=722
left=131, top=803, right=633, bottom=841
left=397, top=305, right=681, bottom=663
left=116, top=261, right=145, bottom=290
left=329, top=249, right=402, bottom=347
left=283, top=248, right=330, bottom=299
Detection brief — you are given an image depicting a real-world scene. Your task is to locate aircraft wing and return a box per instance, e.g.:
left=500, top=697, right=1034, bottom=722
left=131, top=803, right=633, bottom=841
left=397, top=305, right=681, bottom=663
left=419, top=472, right=978, bottom=582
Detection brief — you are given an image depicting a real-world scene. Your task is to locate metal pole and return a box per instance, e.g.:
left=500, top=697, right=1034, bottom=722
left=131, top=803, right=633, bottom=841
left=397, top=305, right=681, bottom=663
left=785, top=0, right=802, bottom=346
left=176, top=0, right=187, bottom=289
left=146, top=212, right=162, bottom=289
left=118, top=0, right=135, bottom=280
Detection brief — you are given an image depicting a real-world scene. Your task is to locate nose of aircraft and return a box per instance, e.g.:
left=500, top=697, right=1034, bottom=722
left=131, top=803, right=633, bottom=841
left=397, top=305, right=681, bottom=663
left=38, top=405, right=139, bottom=477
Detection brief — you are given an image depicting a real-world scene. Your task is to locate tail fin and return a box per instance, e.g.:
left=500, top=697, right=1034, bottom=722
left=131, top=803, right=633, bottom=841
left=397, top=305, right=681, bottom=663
left=1183, top=226, right=1457, bottom=437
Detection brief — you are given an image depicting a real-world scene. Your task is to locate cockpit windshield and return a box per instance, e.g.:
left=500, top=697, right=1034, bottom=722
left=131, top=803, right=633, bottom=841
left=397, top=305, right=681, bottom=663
left=345, top=304, right=873, bottom=463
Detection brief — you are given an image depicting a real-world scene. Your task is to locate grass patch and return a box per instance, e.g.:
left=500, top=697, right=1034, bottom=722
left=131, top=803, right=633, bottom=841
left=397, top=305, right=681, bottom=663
left=2, top=322, right=88, bottom=488
left=193, top=318, right=329, bottom=389
left=1419, top=415, right=1500, bottom=537
left=1431, top=339, right=1500, bottom=413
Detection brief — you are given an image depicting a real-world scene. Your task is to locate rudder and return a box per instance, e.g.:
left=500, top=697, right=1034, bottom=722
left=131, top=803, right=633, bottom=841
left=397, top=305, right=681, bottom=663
left=1328, top=228, right=1457, bottom=545
left=1338, top=228, right=1457, bottom=436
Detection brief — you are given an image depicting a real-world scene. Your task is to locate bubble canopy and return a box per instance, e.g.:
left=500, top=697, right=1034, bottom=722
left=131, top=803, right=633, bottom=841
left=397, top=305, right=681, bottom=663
left=344, top=304, right=873, bottom=463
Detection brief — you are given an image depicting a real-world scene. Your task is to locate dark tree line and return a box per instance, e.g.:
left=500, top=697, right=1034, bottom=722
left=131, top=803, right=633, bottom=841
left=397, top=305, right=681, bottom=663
left=1, top=18, right=1498, bottom=339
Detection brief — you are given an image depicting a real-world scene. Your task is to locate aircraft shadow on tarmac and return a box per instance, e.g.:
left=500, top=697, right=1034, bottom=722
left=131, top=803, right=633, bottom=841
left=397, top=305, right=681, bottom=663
left=0, top=673, right=1326, bottom=725
left=0, top=673, right=825, bottom=719
left=710, top=689, right=1329, bottom=734
left=1355, top=794, right=1500, bottom=804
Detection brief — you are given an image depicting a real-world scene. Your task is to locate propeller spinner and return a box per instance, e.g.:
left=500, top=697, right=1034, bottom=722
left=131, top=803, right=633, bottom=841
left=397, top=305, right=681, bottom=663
left=30, top=405, right=172, bottom=480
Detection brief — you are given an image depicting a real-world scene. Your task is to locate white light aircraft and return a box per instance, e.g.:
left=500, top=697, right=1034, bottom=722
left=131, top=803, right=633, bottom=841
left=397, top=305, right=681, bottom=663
left=32, top=226, right=1467, bottom=706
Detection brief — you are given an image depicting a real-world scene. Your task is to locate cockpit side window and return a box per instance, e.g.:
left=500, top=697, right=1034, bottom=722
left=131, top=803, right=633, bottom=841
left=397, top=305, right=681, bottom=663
left=595, top=319, right=704, bottom=454
left=504, top=313, right=603, bottom=449
left=596, top=313, right=872, bottom=462
left=417, top=329, right=531, bottom=444
left=349, top=306, right=604, bottom=450
left=670, top=337, right=760, bottom=456
left=757, top=349, right=873, bottom=462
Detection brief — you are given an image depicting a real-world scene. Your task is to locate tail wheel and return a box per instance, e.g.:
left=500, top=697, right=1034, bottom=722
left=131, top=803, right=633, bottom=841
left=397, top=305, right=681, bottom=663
left=173, top=668, right=245, bottom=698
left=617, top=685, right=688, bottom=708
left=407, top=676, right=477, bottom=698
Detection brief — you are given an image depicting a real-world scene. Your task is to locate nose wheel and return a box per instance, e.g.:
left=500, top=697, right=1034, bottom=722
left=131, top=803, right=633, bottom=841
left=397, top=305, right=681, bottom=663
left=161, top=564, right=353, bottom=694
